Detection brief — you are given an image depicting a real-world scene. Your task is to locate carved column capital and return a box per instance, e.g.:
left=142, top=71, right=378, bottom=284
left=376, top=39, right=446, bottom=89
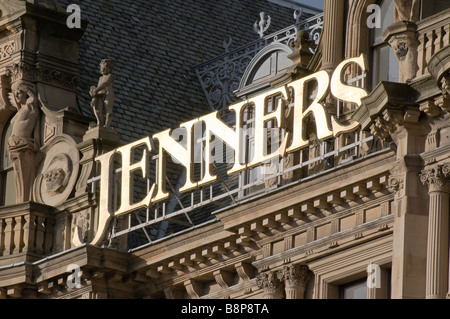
left=277, top=264, right=309, bottom=288
left=420, top=164, right=450, bottom=193
left=277, top=264, right=309, bottom=299
left=256, top=270, right=284, bottom=299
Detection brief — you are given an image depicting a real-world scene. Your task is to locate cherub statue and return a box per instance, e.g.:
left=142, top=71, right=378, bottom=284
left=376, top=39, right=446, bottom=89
left=8, top=81, right=40, bottom=202
left=393, top=0, right=420, bottom=22
left=90, top=59, right=115, bottom=128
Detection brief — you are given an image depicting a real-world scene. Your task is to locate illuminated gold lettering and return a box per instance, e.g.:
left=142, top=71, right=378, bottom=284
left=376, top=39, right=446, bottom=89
left=152, top=119, right=198, bottom=201
left=330, top=54, right=368, bottom=108
left=286, top=70, right=331, bottom=152
left=248, top=86, right=289, bottom=166
left=330, top=54, right=368, bottom=134
left=72, top=55, right=372, bottom=247
left=198, top=102, right=247, bottom=186
left=115, top=137, right=155, bottom=215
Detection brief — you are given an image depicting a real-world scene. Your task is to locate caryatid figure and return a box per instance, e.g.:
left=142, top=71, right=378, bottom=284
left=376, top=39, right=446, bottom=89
left=8, top=81, right=40, bottom=203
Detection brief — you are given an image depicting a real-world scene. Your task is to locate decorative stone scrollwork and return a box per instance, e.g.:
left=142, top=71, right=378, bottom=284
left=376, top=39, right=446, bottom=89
left=8, top=62, right=80, bottom=92
left=0, top=72, right=15, bottom=112
left=434, top=74, right=450, bottom=113
left=256, top=270, right=284, bottom=299
left=441, top=73, right=450, bottom=97
left=387, top=175, right=405, bottom=196
left=420, top=164, right=450, bottom=192
left=0, top=40, right=14, bottom=63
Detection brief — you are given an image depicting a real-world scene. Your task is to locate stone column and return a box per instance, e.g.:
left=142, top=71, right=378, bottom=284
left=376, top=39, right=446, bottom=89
left=420, top=165, right=450, bottom=299
left=321, top=0, right=345, bottom=71
left=256, top=270, right=284, bottom=299
left=277, top=265, right=309, bottom=299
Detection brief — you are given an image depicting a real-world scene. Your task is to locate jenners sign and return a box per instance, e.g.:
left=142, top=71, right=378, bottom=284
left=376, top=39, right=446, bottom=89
left=72, top=55, right=369, bottom=246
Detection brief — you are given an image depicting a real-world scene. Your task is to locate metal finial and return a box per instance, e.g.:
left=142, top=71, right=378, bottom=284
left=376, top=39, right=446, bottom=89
left=253, top=12, right=271, bottom=38
left=223, top=36, right=232, bottom=53
left=294, top=8, right=304, bottom=31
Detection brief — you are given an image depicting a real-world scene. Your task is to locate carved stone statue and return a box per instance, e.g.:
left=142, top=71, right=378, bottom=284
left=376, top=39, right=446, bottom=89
left=393, top=0, right=420, bottom=22
left=90, top=59, right=115, bottom=128
left=8, top=81, right=40, bottom=203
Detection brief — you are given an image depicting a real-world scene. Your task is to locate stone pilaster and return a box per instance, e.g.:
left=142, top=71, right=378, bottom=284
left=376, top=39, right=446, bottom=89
left=277, top=265, right=309, bottom=299
left=354, top=80, right=430, bottom=298
left=420, top=164, right=450, bottom=299
left=321, top=0, right=345, bottom=71
left=256, top=270, right=284, bottom=299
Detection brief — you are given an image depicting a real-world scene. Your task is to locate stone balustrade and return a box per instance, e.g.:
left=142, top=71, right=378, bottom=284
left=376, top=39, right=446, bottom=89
left=0, top=203, right=54, bottom=265
left=416, top=9, right=450, bottom=77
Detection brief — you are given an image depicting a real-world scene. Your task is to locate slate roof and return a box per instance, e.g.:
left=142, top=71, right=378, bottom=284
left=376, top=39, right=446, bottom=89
left=58, top=0, right=296, bottom=144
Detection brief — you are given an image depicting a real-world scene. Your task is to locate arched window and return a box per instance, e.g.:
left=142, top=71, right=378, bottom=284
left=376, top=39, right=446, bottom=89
left=236, top=43, right=293, bottom=97
left=235, top=43, right=293, bottom=197
left=370, top=0, right=399, bottom=88
left=1, top=118, right=15, bottom=206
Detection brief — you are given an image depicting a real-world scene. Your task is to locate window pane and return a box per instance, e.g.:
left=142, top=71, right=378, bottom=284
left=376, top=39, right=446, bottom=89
left=251, top=56, right=272, bottom=82
left=373, top=0, right=394, bottom=44
left=380, top=45, right=399, bottom=83
left=341, top=280, right=367, bottom=299
left=372, top=45, right=399, bottom=87
left=276, top=51, right=292, bottom=74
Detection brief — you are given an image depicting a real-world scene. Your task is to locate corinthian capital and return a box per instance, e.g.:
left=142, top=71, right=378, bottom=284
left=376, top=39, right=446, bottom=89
left=256, top=270, right=284, bottom=299
left=420, top=164, right=450, bottom=192
left=277, top=265, right=309, bottom=288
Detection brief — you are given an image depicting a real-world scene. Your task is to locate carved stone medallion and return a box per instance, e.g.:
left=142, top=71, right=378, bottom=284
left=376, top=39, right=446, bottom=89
left=33, top=135, right=80, bottom=206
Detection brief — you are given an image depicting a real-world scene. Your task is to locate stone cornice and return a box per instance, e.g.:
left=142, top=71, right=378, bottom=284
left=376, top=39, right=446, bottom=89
left=215, top=150, right=394, bottom=231
left=0, top=201, right=54, bottom=219
left=253, top=214, right=393, bottom=271
left=421, top=143, right=450, bottom=166
left=0, top=243, right=140, bottom=298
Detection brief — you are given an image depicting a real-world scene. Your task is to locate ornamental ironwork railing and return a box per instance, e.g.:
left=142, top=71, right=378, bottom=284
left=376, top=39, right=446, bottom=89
left=194, top=13, right=324, bottom=112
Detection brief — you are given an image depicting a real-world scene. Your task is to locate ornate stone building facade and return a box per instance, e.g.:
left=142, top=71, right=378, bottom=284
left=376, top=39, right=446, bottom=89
left=0, top=0, right=449, bottom=300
